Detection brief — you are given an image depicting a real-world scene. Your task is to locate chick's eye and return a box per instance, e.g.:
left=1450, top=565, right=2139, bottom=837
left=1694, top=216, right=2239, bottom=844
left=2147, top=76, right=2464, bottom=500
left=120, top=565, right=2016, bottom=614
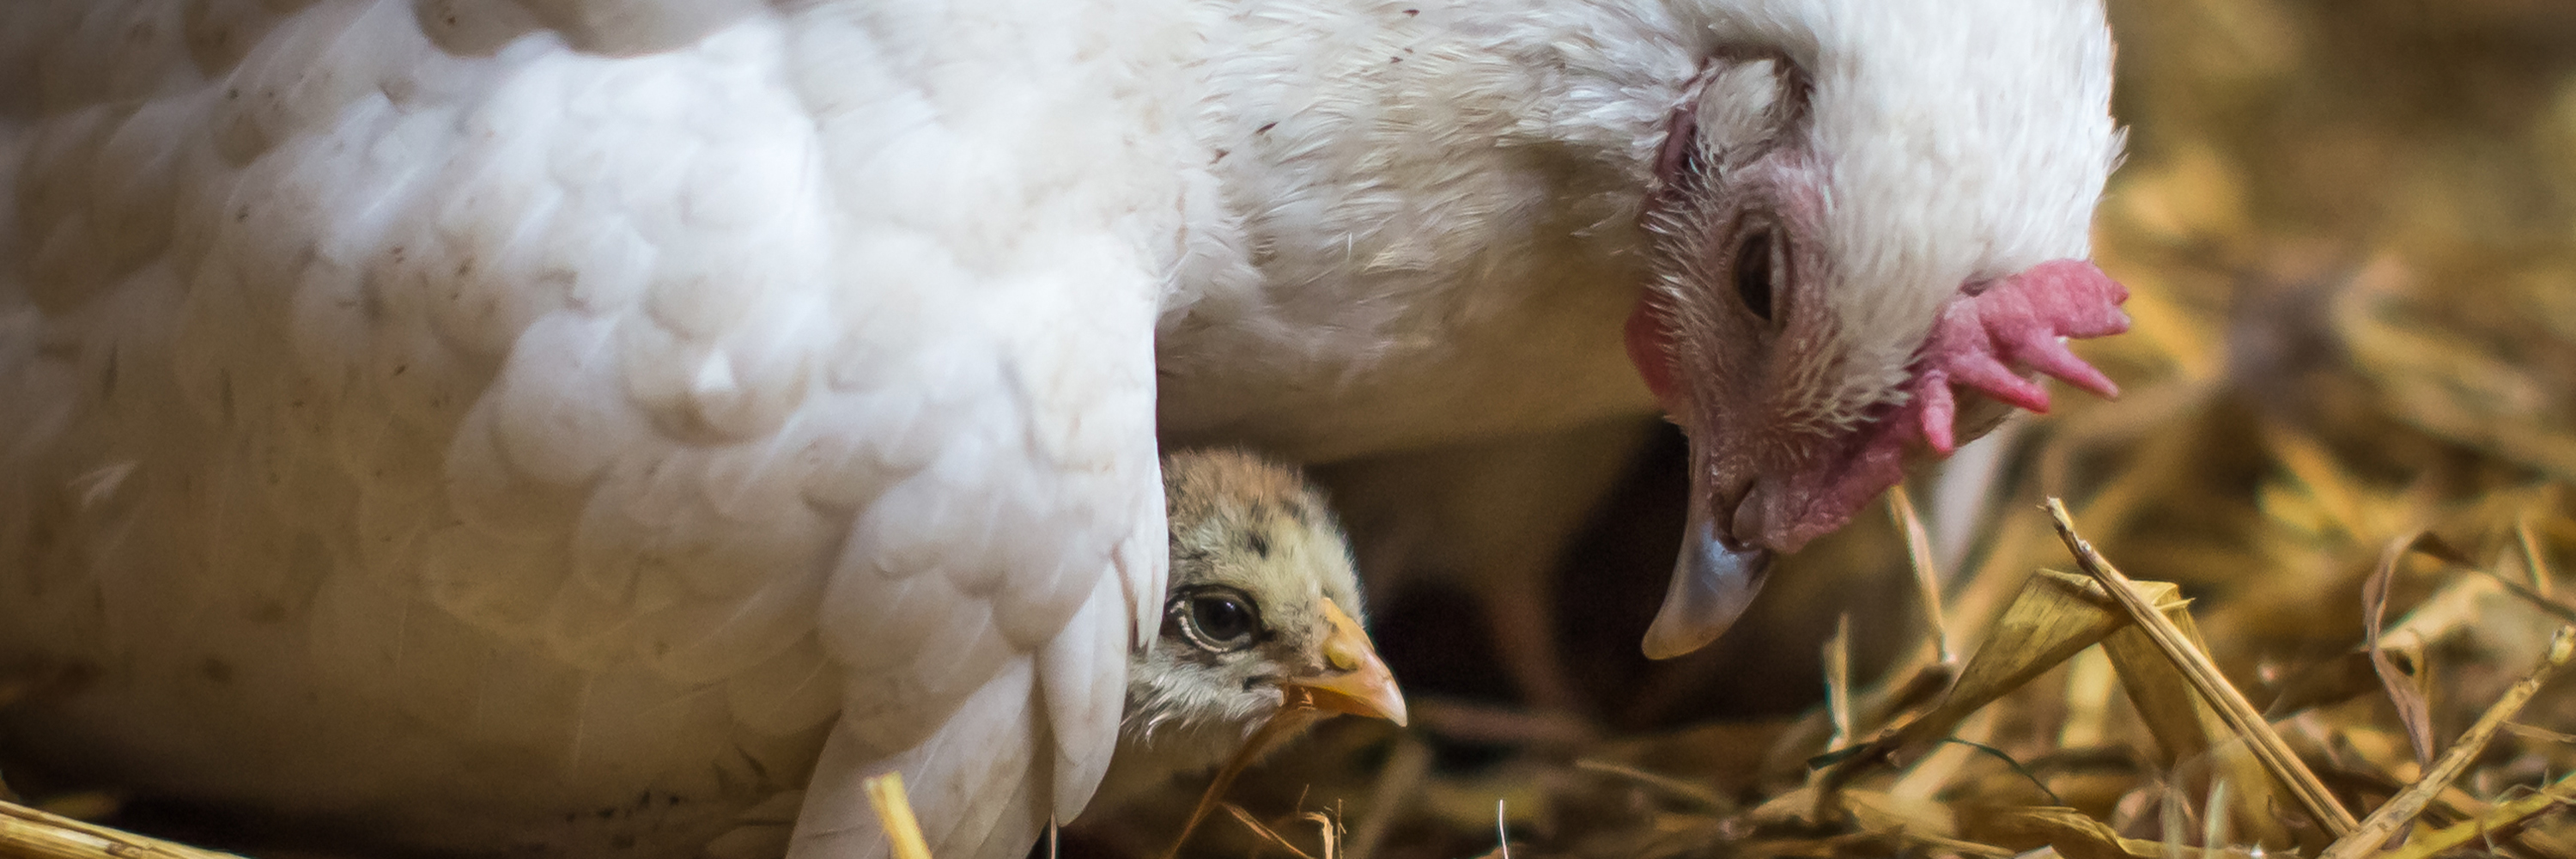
left=1194, top=596, right=1251, bottom=641
left=1170, top=588, right=1262, bottom=652
left=1734, top=228, right=1776, bottom=322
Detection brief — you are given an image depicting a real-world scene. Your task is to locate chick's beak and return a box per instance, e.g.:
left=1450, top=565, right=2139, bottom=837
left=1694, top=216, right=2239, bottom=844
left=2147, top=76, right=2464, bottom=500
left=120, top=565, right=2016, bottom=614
left=1284, top=599, right=1408, bottom=727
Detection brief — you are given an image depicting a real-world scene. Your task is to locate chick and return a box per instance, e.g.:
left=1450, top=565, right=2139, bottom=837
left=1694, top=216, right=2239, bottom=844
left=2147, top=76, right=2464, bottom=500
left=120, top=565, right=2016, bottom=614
left=1091, top=449, right=1407, bottom=808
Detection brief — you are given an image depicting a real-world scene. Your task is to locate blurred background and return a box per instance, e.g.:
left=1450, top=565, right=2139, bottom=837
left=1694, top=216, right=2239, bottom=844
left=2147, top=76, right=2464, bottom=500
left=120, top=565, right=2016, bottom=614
left=1080, top=2, right=2576, bottom=857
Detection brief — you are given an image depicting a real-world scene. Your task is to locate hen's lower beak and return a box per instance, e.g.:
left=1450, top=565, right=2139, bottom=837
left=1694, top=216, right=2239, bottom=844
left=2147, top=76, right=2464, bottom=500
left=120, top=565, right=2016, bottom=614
left=1284, top=599, right=1408, bottom=726
left=1641, top=490, right=1775, bottom=660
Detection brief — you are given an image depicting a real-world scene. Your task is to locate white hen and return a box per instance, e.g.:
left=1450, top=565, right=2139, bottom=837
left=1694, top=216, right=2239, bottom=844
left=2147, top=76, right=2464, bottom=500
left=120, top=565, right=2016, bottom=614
left=0, top=2, right=2125, bottom=859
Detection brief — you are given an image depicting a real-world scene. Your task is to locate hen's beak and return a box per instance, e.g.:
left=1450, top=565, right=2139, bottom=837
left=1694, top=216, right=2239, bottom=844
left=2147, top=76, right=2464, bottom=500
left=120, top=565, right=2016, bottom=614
left=1625, top=291, right=1779, bottom=661
left=1641, top=488, right=1775, bottom=660
left=1284, top=599, right=1408, bottom=726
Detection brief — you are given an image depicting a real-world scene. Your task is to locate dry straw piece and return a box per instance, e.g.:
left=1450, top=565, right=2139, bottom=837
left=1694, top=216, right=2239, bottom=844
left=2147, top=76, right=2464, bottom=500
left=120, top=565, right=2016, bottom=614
left=2318, top=627, right=2576, bottom=859
left=864, top=772, right=935, bottom=859
left=0, top=801, right=247, bottom=859
left=2045, top=497, right=2361, bottom=838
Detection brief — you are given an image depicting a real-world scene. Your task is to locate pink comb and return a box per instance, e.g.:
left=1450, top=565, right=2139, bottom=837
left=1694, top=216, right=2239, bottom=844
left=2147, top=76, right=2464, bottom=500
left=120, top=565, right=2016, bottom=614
left=1911, top=259, right=2131, bottom=454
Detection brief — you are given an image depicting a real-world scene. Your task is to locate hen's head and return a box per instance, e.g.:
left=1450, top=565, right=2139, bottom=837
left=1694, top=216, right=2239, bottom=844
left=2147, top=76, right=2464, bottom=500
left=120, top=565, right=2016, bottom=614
left=1629, top=2, right=2130, bottom=658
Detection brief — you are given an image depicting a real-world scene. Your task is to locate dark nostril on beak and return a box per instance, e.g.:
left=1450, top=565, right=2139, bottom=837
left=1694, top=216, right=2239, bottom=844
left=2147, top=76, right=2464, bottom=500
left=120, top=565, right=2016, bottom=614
left=1709, top=479, right=1757, bottom=551
left=1710, top=523, right=1749, bottom=552
left=1728, top=484, right=1769, bottom=551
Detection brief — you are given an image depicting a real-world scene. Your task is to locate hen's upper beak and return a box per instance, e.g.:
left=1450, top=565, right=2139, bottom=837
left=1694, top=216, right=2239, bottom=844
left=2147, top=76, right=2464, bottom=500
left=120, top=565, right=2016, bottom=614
left=1641, top=490, right=1775, bottom=660
left=1283, top=599, right=1408, bottom=726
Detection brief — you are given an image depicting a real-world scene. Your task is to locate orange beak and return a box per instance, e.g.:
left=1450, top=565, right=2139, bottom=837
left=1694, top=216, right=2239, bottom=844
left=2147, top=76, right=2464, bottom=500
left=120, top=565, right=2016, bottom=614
left=1282, top=599, right=1408, bottom=726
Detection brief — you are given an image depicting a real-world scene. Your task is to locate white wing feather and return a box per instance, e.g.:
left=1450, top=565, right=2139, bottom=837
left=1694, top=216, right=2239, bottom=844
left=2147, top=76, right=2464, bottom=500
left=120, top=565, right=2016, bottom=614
left=0, top=3, right=1187, bottom=857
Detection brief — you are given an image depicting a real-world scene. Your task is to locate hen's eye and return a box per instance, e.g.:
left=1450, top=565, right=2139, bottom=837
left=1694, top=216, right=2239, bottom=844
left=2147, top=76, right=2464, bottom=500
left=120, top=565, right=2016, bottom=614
left=1170, top=588, right=1262, bottom=652
left=1734, top=228, right=1776, bottom=321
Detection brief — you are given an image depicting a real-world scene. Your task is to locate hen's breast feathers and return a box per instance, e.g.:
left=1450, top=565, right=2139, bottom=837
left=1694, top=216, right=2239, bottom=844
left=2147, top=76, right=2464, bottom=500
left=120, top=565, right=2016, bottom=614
left=1, top=2, right=1195, bottom=856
